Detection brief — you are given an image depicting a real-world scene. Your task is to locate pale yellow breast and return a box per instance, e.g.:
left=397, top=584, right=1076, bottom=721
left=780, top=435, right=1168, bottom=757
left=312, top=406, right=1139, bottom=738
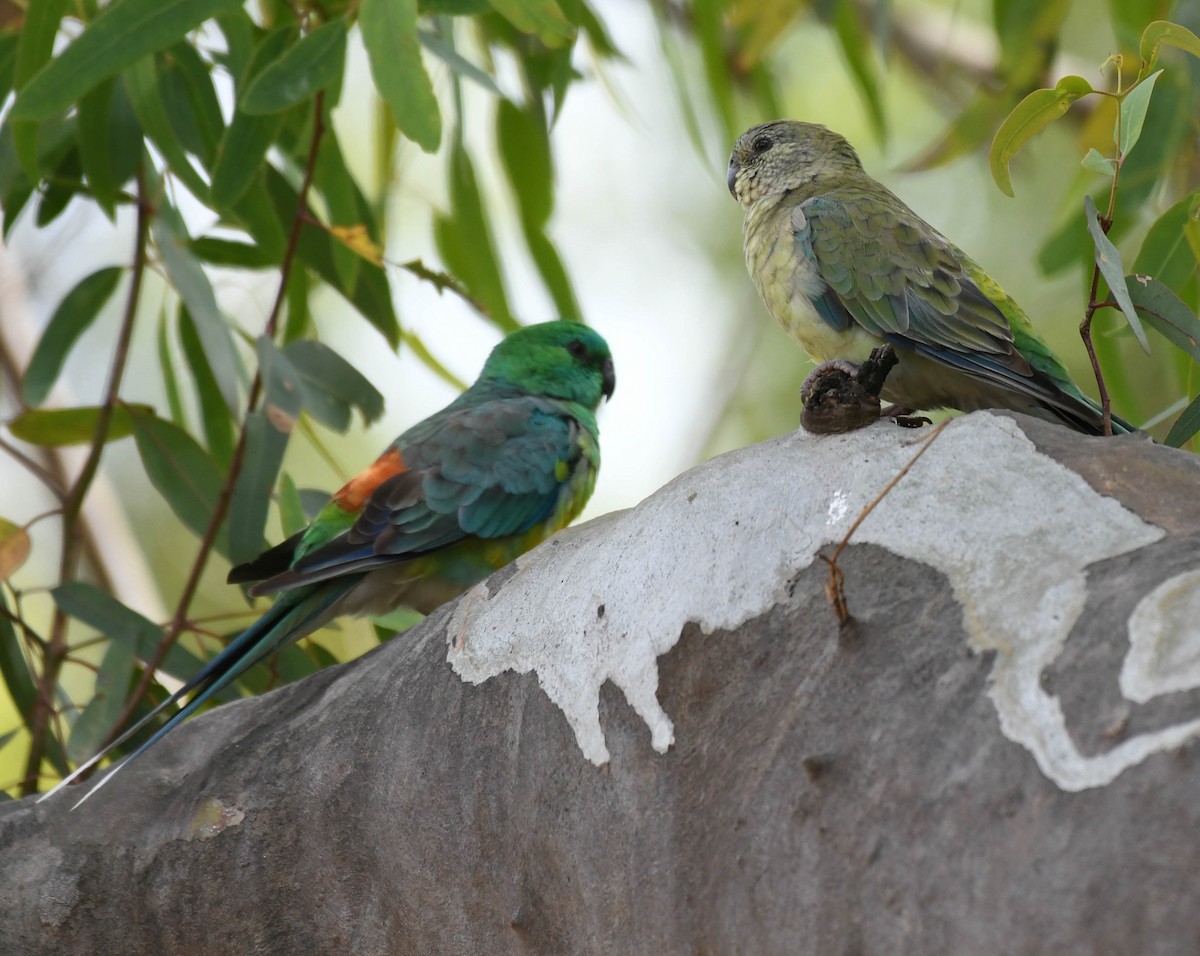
left=743, top=203, right=878, bottom=363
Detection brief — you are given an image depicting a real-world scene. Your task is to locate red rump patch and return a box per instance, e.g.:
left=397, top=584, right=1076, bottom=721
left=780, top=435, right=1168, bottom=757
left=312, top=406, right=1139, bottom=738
left=332, top=447, right=406, bottom=511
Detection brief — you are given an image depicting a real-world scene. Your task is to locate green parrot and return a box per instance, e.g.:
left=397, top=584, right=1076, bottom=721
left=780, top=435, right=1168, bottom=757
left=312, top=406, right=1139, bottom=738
left=43, top=320, right=615, bottom=808
left=728, top=119, right=1132, bottom=434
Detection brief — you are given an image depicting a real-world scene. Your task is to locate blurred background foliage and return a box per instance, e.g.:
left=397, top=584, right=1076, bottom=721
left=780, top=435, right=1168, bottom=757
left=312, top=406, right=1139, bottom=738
left=0, top=0, right=1196, bottom=797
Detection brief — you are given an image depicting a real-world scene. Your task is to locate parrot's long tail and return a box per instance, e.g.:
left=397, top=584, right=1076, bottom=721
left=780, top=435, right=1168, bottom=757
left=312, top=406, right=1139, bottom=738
left=38, top=578, right=359, bottom=810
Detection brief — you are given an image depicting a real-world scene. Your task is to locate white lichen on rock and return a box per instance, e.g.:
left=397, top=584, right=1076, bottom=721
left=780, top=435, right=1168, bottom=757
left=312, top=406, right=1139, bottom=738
left=448, top=413, right=1187, bottom=791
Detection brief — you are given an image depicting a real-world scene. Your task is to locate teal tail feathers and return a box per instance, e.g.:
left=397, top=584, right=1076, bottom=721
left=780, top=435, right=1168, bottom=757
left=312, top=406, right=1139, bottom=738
left=39, top=578, right=358, bottom=809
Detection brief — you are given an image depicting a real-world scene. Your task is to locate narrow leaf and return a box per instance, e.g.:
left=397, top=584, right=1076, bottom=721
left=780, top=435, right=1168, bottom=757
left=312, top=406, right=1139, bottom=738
left=0, top=593, right=37, bottom=719
left=7, top=404, right=151, bottom=446
left=1083, top=195, right=1151, bottom=354
left=178, top=306, right=236, bottom=468
left=76, top=77, right=119, bottom=218
left=241, top=19, right=348, bottom=115
left=1133, top=193, right=1200, bottom=294
left=284, top=340, right=386, bottom=425
left=434, top=144, right=517, bottom=330
left=153, top=211, right=241, bottom=410
left=67, top=636, right=136, bottom=763
left=989, top=76, right=1094, bottom=197
left=1140, top=20, right=1200, bottom=76
left=209, top=26, right=294, bottom=209
left=488, top=0, right=575, bottom=47
left=1080, top=147, right=1116, bottom=177
left=360, top=0, right=442, bottom=152
left=11, top=0, right=246, bottom=121
left=417, top=29, right=506, bottom=99
left=277, top=472, right=307, bottom=538
left=129, top=410, right=229, bottom=555
left=261, top=168, right=400, bottom=347
left=1165, top=392, right=1200, bottom=447
left=23, top=267, right=124, bottom=407
left=52, top=580, right=211, bottom=685
left=122, top=54, right=208, bottom=198
left=1126, top=274, right=1200, bottom=364
left=1118, top=70, right=1161, bottom=156
left=227, top=339, right=302, bottom=565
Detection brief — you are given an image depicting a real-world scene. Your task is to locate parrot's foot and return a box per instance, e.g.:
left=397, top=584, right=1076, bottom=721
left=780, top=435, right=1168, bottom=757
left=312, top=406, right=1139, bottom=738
left=799, top=347, right=900, bottom=435
left=879, top=405, right=933, bottom=429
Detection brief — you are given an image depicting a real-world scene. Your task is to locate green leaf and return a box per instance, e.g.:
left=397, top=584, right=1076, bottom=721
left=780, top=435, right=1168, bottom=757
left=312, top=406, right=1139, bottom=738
left=0, top=33, right=19, bottom=105
left=1080, top=147, right=1116, bottom=177
left=1133, top=192, right=1200, bottom=292
left=488, top=0, right=575, bottom=47
left=227, top=339, right=301, bottom=565
left=434, top=144, right=517, bottom=331
left=0, top=518, right=31, bottom=582
left=191, top=236, right=277, bottom=270
left=261, top=167, right=401, bottom=347
left=209, top=26, right=294, bottom=209
left=1126, top=274, right=1200, bottom=364
left=122, top=54, right=208, bottom=198
left=417, top=29, right=506, bottom=100
left=161, top=41, right=225, bottom=167
left=497, top=100, right=552, bottom=228
left=76, top=77, right=119, bottom=218
left=153, top=208, right=242, bottom=411
left=23, top=267, right=124, bottom=407
left=1118, top=70, right=1161, bottom=156
left=278, top=472, right=307, bottom=538
left=241, top=18, right=348, bottom=115
left=989, top=75, right=1094, bottom=197
left=1165, top=392, right=1200, bottom=447
left=67, top=633, right=136, bottom=764
left=313, top=134, right=363, bottom=298
left=0, top=592, right=37, bottom=720
left=13, top=0, right=68, bottom=92
left=284, top=340, right=386, bottom=426
left=130, top=410, right=229, bottom=555
left=829, top=0, right=885, bottom=140
left=157, top=307, right=186, bottom=427
left=179, top=306, right=236, bottom=468
left=360, top=0, right=442, bottom=152
left=53, top=580, right=215, bottom=691
left=11, top=0, right=247, bottom=122
left=1083, top=195, right=1150, bottom=354
left=1140, top=20, right=1200, bottom=76
left=10, top=0, right=68, bottom=177
left=7, top=404, right=151, bottom=446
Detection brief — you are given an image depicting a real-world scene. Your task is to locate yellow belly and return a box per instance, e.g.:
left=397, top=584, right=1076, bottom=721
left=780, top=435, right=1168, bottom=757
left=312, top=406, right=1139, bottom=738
left=744, top=207, right=879, bottom=363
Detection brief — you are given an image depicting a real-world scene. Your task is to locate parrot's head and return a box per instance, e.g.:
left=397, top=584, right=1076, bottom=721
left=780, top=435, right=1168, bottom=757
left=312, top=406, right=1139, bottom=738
left=482, top=320, right=615, bottom=409
left=727, top=120, right=863, bottom=207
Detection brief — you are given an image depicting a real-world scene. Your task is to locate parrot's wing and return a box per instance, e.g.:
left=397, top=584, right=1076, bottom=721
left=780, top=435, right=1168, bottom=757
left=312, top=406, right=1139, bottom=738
left=248, top=397, right=581, bottom=595
left=798, top=193, right=1033, bottom=378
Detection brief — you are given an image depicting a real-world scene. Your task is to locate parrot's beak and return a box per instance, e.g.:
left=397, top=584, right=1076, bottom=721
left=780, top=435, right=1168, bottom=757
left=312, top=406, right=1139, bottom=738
left=726, top=159, right=739, bottom=199
left=601, top=358, right=616, bottom=402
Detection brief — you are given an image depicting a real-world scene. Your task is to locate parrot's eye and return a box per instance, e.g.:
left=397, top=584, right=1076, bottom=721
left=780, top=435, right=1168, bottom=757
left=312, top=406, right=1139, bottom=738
left=752, top=134, right=773, bottom=154
left=566, top=340, right=588, bottom=359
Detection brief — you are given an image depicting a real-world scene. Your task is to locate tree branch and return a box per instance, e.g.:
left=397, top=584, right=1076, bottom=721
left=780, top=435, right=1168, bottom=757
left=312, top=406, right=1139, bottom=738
left=21, top=164, right=152, bottom=795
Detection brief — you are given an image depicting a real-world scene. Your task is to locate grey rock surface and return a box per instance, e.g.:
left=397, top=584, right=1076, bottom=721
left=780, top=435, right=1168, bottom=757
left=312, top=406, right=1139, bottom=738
left=3, top=412, right=1199, bottom=955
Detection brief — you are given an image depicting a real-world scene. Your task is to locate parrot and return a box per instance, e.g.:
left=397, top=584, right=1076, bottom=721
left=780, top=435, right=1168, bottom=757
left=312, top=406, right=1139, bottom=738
left=727, top=119, right=1133, bottom=434
left=42, top=319, right=615, bottom=808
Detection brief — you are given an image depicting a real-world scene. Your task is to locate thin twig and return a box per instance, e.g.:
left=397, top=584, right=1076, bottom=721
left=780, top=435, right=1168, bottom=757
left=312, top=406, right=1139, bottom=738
left=1079, top=76, right=1126, bottom=438
left=99, top=92, right=329, bottom=754
left=820, top=421, right=950, bottom=624
left=20, top=164, right=152, bottom=796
